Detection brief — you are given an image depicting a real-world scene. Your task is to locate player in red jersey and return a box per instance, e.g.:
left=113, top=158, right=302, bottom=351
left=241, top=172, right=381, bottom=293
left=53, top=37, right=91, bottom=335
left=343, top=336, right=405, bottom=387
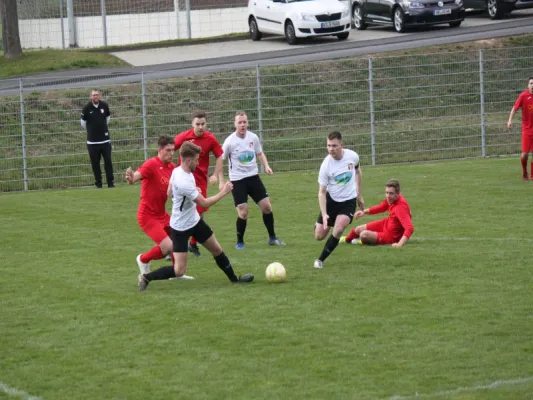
left=174, top=110, right=224, bottom=257
left=341, top=179, right=414, bottom=248
left=125, top=136, right=178, bottom=275
left=507, top=77, right=533, bottom=181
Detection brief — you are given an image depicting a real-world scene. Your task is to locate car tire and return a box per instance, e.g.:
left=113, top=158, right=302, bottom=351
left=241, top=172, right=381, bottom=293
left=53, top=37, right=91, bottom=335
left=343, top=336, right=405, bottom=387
left=393, top=7, right=406, bottom=33
left=449, top=20, right=462, bottom=27
left=285, top=20, right=298, bottom=45
left=336, top=32, right=350, bottom=40
left=249, top=17, right=262, bottom=41
left=486, top=0, right=507, bottom=19
left=353, top=4, right=367, bottom=30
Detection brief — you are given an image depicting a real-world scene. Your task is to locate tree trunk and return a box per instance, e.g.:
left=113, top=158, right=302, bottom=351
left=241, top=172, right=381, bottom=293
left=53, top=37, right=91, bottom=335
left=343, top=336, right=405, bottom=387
left=0, top=0, right=23, bottom=59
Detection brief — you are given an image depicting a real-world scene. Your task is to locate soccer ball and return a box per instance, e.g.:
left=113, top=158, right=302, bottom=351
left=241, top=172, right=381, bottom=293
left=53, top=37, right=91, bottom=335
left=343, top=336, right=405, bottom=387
left=265, top=262, right=286, bottom=283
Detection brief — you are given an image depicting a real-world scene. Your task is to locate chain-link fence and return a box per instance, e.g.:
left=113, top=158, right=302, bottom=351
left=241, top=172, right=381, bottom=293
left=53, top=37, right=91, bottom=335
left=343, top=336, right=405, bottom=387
left=0, top=46, right=530, bottom=192
left=17, top=0, right=248, bottom=49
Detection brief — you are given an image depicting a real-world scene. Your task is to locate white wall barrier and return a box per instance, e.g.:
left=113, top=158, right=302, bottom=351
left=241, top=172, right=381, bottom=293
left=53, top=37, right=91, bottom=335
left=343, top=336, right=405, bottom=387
left=19, top=8, right=249, bottom=49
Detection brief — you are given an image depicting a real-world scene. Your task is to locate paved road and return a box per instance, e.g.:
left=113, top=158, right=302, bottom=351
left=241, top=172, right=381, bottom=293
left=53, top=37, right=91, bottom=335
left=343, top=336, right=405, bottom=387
left=1, top=9, right=532, bottom=95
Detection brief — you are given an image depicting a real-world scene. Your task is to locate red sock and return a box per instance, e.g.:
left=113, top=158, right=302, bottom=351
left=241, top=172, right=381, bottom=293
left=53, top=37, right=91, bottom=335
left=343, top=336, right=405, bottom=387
left=520, top=156, right=527, bottom=175
left=190, top=236, right=197, bottom=246
left=140, top=246, right=164, bottom=263
left=346, top=228, right=359, bottom=242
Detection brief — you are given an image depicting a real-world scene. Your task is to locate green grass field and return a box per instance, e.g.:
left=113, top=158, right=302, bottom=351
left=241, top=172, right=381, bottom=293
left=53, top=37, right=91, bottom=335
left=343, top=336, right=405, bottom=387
left=1, top=157, right=532, bottom=399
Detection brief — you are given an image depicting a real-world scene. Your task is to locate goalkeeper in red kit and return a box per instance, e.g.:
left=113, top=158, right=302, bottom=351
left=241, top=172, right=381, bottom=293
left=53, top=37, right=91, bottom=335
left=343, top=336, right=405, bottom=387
left=341, top=179, right=414, bottom=248
left=507, top=77, right=533, bottom=181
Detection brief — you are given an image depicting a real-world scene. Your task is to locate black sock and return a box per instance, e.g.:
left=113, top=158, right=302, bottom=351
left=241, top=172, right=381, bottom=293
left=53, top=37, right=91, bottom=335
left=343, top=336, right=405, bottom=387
left=214, top=252, right=238, bottom=282
left=319, top=235, right=340, bottom=262
left=144, top=266, right=175, bottom=282
left=263, top=212, right=276, bottom=238
left=236, top=217, right=247, bottom=244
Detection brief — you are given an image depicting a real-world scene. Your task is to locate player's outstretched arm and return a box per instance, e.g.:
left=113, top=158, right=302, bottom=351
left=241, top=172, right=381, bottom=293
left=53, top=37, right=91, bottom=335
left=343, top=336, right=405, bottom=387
left=195, top=182, right=233, bottom=209
left=125, top=167, right=142, bottom=184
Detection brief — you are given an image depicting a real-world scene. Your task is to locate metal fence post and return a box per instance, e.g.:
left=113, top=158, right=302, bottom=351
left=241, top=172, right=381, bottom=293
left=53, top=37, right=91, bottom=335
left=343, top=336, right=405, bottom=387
left=479, top=49, right=486, bottom=158
left=186, top=0, right=192, bottom=39
left=256, top=64, right=264, bottom=173
left=66, top=0, right=77, bottom=47
left=141, top=73, right=149, bottom=161
left=19, top=79, right=28, bottom=191
left=368, top=57, right=376, bottom=166
left=101, top=0, right=108, bottom=47
left=59, top=0, right=66, bottom=49
left=174, top=0, right=181, bottom=39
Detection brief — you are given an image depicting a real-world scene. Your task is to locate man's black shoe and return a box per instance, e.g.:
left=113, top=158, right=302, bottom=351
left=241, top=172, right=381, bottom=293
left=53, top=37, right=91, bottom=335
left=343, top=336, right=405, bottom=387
left=108, top=183, right=115, bottom=188
left=188, top=243, right=201, bottom=257
left=235, top=273, right=254, bottom=283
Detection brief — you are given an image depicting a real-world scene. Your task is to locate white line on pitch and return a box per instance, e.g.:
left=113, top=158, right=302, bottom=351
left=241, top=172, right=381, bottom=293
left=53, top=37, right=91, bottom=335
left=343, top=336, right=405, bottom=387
left=388, top=376, right=533, bottom=399
left=0, top=381, right=43, bottom=400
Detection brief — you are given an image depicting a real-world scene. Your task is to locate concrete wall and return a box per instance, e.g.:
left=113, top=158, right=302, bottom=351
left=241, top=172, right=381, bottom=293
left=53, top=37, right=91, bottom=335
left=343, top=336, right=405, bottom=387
left=19, top=8, right=249, bottom=49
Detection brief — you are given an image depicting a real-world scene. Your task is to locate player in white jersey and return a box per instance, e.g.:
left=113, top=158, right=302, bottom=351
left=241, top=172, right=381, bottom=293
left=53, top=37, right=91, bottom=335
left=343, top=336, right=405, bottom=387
left=137, top=141, right=254, bottom=290
left=313, top=131, right=364, bottom=269
left=221, top=111, right=285, bottom=250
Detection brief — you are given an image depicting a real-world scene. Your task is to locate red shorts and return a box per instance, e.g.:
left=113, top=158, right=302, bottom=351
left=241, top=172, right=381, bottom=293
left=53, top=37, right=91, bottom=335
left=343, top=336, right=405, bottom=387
left=522, top=134, right=533, bottom=153
left=138, top=212, right=171, bottom=244
left=196, top=181, right=209, bottom=214
left=365, top=219, right=398, bottom=245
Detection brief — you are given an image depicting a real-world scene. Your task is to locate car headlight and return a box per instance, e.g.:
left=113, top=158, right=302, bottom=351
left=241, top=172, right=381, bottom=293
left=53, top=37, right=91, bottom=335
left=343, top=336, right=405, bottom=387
left=300, top=13, right=316, bottom=21
left=455, top=0, right=463, bottom=5
left=341, top=9, right=349, bottom=18
left=404, top=0, right=425, bottom=8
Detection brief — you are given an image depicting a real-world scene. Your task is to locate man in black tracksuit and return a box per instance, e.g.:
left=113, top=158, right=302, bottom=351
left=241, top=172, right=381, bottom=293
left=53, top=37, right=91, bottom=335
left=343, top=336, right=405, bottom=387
left=81, top=90, right=114, bottom=188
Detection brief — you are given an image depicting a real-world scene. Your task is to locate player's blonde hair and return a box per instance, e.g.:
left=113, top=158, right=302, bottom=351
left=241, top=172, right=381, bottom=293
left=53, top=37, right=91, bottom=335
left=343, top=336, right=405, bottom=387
left=180, top=141, right=201, bottom=159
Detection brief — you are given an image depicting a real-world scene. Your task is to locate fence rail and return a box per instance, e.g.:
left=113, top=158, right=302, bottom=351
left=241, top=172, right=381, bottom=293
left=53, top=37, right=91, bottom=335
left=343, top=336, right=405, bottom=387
left=0, top=46, right=530, bottom=192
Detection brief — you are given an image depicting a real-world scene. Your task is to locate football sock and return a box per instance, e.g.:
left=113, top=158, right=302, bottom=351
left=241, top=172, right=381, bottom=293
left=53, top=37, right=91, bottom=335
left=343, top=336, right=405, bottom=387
left=236, top=217, right=247, bottom=244
left=214, top=252, right=238, bottom=282
left=319, top=235, right=340, bottom=262
left=190, top=237, right=198, bottom=246
left=520, top=156, right=527, bottom=175
left=144, top=266, right=175, bottom=282
left=345, top=228, right=359, bottom=243
left=141, top=246, right=164, bottom=263
left=263, top=212, right=276, bottom=238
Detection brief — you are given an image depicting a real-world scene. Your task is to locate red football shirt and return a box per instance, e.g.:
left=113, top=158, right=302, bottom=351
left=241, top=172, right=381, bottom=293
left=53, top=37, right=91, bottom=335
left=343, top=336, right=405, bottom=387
left=137, top=156, right=175, bottom=217
left=368, top=194, right=414, bottom=239
left=513, top=90, right=533, bottom=136
left=174, top=129, right=223, bottom=184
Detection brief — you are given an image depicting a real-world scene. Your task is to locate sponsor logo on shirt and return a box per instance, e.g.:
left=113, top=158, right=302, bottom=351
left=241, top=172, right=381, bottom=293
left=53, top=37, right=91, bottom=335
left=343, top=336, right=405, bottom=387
left=334, top=172, right=353, bottom=185
left=238, top=151, right=255, bottom=164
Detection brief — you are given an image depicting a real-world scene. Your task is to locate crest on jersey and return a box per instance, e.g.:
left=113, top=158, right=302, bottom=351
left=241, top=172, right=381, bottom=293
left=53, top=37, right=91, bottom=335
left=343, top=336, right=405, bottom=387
left=249, top=142, right=254, bottom=148
left=347, top=163, right=353, bottom=170
left=100, top=109, right=104, bottom=114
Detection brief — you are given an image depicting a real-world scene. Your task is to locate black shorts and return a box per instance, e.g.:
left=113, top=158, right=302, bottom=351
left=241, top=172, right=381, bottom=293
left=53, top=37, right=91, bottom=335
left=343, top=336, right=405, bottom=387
left=316, top=193, right=357, bottom=228
left=231, top=175, right=268, bottom=207
left=171, top=219, right=213, bottom=253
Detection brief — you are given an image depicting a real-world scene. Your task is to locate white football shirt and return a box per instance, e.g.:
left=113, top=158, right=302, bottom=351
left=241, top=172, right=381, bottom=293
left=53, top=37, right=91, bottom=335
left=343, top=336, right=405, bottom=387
left=169, top=166, right=200, bottom=231
left=222, top=130, right=262, bottom=181
left=318, top=149, right=360, bottom=202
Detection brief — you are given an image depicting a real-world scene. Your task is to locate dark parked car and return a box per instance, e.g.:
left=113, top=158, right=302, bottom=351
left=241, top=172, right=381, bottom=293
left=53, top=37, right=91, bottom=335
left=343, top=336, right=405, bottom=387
left=463, top=0, right=517, bottom=19
left=352, top=0, right=465, bottom=32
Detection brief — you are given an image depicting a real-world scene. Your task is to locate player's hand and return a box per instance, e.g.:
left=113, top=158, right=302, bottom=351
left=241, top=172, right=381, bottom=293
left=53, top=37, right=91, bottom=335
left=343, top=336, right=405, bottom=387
left=357, top=197, right=365, bottom=210
left=265, top=166, right=273, bottom=175
left=507, top=121, right=513, bottom=129
left=208, top=175, right=217, bottom=186
left=354, top=210, right=365, bottom=219
left=125, top=167, right=134, bottom=184
left=321, top=213, right=329, bottom=227
left=221, top=181, right=233, bottom=195
left=392, top=243, right=403, bottom=248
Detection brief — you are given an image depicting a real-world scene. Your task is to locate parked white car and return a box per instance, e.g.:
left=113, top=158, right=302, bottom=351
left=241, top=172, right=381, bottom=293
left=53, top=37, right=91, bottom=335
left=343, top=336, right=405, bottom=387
left=248, top=0, right=351, bottom=45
